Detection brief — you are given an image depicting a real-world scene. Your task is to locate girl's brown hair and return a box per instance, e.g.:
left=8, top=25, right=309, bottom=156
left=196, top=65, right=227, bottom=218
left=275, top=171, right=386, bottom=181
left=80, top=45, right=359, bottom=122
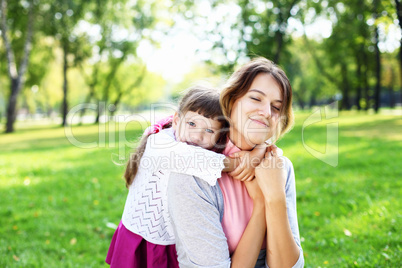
left=124, top=86, right=229, bottom=187
left=220, top=57, right=294, bottom=142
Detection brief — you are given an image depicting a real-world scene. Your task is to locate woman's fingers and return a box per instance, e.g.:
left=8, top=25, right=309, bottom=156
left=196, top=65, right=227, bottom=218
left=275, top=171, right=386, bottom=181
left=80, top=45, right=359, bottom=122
left=266, top=145, right=283, bottom=157
left=264, top=150, right=274, bottom=159
left=255, top=155, right=287, bottom=200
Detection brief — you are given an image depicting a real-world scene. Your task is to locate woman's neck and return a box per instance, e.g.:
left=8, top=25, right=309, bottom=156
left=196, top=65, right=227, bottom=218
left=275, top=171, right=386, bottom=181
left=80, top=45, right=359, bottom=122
left=229, top=126, right=255, bottom=151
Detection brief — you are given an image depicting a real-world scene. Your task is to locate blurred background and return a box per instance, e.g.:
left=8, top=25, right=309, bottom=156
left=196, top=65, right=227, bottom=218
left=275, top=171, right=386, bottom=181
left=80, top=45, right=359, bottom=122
left=0, top=0, right=401, bottom=267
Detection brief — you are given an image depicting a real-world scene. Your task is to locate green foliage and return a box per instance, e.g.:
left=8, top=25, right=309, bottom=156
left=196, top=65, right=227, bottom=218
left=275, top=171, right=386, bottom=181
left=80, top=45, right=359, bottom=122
left=0, top=112, right=401, bottom=266
left=170, top=63, right=225, bottom=100
left=277, top=111, right=402, bottom=267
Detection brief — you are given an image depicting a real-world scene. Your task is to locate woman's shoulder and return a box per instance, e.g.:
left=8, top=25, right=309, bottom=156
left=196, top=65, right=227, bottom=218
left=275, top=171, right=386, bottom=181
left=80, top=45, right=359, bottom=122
left=281, top=155, right=294, bottom=170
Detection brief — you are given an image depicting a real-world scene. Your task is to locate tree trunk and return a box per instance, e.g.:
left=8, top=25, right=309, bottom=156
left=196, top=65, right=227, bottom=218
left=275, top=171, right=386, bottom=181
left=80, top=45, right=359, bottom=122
left=1, top=0, right=34, bottom=133
left=95, top=101, right=101, bottom=124
left=388, top=86, right=395, bottom=108
left=398, top=34, right=402, bottom=106
left=274, top=30, right=283, bottom=64
left=61, top=42, right=69, bottom=126
left=373, top=24, right=381, bottom=113
left=394, top=0, right=402, bottom=107
left=362, top=49, right=370, bottom=110
left=389, top=68, right=395, bottom=108
left=356, top=53, right=362, bottom=110
left=5, top=78, right=20, bottom=132
left=340, top=63, right=351, bottom=110
left=94, top=57, right=126, bottom=124
left=293, top=90, right=305, bottom=110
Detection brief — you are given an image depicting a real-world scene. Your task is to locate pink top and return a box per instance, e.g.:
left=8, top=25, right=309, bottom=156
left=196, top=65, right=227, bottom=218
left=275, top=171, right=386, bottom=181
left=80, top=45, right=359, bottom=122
left=218, top=139, right=254, bottom=254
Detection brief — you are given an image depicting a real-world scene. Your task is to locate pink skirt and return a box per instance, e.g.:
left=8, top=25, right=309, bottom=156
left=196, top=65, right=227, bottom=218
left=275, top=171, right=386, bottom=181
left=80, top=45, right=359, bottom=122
left=106, top=221, right=179, bottom=268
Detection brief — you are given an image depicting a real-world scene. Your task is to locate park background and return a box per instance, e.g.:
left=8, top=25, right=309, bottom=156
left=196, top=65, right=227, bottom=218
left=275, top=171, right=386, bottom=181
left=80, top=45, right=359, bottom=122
left=1, top=0, right=401, bottom=267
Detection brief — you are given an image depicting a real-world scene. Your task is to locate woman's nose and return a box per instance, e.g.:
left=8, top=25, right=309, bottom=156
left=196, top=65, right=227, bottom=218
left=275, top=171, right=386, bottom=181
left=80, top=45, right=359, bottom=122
left=258, top=105, right=271, bottom=118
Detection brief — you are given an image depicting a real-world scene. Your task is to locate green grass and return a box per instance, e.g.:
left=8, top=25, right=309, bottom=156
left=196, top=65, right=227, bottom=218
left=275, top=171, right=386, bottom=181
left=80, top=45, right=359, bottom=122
left=0, top=112, right=401, bottom=267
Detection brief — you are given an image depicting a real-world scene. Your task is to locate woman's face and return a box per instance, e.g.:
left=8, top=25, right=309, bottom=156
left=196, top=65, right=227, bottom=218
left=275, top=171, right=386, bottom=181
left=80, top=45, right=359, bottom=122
left=229, top=73, right=283, bottom=150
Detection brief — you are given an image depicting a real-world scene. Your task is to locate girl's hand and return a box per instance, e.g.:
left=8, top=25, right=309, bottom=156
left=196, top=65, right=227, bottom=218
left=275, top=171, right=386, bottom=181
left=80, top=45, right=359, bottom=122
left=255, top=152, right=287, bottom=202
left=228, top=151, right=255, bottom=181
left=228, top=145, right=283, bottom=182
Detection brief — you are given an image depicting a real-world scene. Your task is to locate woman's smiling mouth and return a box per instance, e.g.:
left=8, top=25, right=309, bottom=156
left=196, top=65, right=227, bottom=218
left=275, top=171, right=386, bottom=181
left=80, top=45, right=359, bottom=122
left=250, top=118, right=269, bottom=127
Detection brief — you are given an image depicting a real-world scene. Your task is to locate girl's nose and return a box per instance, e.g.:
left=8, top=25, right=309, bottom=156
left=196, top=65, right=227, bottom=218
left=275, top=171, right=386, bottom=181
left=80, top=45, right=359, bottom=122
left=190, top=132, right=202, bottom=143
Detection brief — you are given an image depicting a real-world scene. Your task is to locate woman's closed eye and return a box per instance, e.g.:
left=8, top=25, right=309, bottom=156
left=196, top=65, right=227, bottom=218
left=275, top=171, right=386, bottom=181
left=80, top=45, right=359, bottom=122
left=272, top=105, right=281, bottom=112
left=250, top=96, right=261, bottom=102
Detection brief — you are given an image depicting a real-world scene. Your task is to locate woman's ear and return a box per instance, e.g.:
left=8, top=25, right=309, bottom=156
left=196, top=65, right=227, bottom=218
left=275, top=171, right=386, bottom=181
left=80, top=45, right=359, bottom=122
left=172, top=112, right=180, bottom=130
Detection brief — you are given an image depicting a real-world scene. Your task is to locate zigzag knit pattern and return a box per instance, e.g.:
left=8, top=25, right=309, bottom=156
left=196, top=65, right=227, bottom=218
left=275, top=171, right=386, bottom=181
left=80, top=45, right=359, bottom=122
left=120, top=129, right=225, bottom=245
left=122, top=167, right=175, bottom=244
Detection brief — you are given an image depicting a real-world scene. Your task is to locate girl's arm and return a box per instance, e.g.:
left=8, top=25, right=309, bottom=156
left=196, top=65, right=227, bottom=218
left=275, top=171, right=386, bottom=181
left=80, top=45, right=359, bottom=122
left=225, top=144, right=282, bottom=181
left=168, top=173, right=267, bottom=268
left=255, top=155, right=304, bottom=268
left=147, top=130, right=225, bottom=186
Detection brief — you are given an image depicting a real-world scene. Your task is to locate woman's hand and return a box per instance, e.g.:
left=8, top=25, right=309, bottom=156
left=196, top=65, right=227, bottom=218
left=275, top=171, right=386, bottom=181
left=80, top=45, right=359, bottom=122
left=265, top=144, right=283, bottom=157
left=244, top=179, right=265, bottom=205
left=255, top=152, right=287, bottom=202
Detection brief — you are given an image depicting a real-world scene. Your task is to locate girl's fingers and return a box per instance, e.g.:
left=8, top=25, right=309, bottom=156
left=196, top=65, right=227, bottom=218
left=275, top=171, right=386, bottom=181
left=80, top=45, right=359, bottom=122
left=245, top=175, right=254, bottom=182
left=229, top=167, right=242, bottom=178
left=229, top=151, right=247, bottom=158
left=237, top=168, right=250, bottom=181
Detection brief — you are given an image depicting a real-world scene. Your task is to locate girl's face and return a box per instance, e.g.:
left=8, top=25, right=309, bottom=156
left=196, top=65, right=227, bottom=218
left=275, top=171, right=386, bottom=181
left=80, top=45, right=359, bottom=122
left=229, top=73, right=283, bottom=150
left=173, top=111, right=222, bottom=150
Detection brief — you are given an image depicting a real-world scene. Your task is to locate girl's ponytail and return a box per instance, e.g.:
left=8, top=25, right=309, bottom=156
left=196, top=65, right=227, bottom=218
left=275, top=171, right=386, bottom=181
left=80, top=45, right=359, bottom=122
left=123, top=118, right=173, bottom=188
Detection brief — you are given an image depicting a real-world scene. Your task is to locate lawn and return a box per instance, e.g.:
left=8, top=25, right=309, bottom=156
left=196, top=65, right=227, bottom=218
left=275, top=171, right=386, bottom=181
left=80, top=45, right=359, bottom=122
left=0, top=111, right=401, bottom=267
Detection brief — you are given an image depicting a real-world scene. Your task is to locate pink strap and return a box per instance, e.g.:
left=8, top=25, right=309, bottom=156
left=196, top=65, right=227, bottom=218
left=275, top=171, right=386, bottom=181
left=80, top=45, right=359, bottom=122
left=144, top=115, right=174, bottom=136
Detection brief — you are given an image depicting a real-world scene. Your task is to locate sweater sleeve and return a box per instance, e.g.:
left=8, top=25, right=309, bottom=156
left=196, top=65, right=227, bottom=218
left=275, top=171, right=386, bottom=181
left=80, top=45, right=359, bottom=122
left=167, top=172, right=231, bottom=268
left=144, top=129, right=225, bottom=186
left=282, top=157, right=305, bottom=267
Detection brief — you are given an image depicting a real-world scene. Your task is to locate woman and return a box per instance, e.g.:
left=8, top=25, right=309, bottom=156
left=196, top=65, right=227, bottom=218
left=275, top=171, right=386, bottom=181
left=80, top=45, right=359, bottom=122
left=167, top=57, right=304, bottom=267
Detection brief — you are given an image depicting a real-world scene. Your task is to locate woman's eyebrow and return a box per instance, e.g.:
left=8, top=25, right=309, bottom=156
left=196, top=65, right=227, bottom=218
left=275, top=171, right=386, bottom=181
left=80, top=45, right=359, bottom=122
left=249, top=89, right=266, bottom=95
left=249, top=89, right=282, bottom=103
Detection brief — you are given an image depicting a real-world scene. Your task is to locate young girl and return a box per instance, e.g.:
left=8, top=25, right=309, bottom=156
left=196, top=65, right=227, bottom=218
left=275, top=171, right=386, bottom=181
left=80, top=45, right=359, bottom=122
left=106, top=86, right=267, bottom=268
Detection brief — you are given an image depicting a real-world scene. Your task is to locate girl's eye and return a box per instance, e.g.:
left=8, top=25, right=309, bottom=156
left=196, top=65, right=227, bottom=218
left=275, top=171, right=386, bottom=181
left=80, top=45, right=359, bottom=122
left=205, top=129, right=214, bottom=134
left=187, top=121, right=196, bottom=127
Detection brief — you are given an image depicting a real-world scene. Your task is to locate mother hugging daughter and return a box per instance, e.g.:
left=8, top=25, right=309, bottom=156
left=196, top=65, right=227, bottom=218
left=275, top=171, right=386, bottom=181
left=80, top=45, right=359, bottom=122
left=106, top=57, right=304, bottom=268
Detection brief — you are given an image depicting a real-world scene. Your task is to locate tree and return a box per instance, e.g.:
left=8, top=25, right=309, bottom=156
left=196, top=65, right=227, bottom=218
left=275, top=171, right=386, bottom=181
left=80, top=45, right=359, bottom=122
left=237, top=0, right=301, bottom=64
left=42, top=0, right=95, bottom=126
left=393, top=0, right=402, bottom=106
left=373, top=0, right=382, bottom=113
left=0, top=0, right=34, bottom=133
left=76, top=0, right=162, bottom=124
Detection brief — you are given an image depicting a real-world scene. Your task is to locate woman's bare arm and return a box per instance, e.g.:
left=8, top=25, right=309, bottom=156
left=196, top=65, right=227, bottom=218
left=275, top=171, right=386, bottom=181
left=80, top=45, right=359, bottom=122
left=256, top=155, right=304, bottom=268
left=231, top=179, right=266, bottom=268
